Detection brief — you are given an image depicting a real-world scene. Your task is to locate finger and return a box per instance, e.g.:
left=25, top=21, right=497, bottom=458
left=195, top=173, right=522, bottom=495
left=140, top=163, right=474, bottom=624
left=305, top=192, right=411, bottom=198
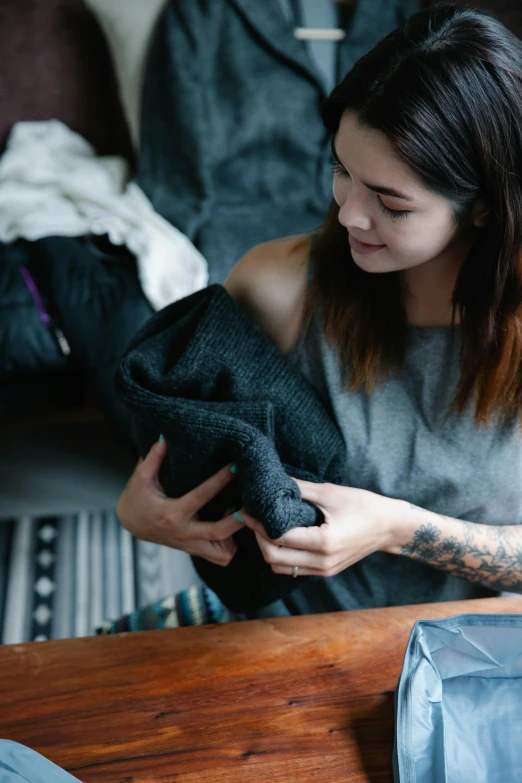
left=270, top=565, right=328, bottom=577
left=236, top=509, right=267, bottom=538
left=138, top=438, right=168, bottom=484
left=276, top=524, right=330, bottom=553
left=186, top=513, right=245, bottom=541
left=291, top=478, right=327, bottom=506
left=191, top=537, right=238, bottom=567
left=183, top=463, right=236, bottom=514
left=257, top=535, right=331, bottom=570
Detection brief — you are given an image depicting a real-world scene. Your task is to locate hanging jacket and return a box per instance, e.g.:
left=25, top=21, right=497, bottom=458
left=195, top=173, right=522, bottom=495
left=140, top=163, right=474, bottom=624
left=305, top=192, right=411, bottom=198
left=139, top=0, right=419, bottom=283
left=115, top=284, right=347, bottom=611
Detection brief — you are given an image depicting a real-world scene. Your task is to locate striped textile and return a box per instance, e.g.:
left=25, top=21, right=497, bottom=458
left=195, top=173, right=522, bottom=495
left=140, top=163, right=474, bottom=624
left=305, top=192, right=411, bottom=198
left=0, top=512, right=211, bottom=644
left=96, top=585, right=230, bottom=635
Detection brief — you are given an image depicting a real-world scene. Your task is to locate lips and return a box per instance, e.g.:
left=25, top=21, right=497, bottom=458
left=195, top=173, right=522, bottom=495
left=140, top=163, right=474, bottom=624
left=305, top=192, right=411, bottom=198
left=348, top=233, right=386, bottom=255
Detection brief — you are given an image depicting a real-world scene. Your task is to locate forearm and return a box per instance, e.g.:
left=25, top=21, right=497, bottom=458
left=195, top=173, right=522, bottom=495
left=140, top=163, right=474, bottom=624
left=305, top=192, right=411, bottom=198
left=386, top=502, right=522, bottom=593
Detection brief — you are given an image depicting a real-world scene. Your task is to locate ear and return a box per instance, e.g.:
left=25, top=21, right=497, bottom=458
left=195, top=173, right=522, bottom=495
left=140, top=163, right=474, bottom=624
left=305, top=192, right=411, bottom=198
left=472, top=198, right=489, bottom=228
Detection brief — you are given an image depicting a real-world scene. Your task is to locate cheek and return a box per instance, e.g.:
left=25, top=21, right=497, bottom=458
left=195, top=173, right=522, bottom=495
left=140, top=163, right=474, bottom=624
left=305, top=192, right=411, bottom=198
left=383, top=214, right=456, bottom=259
left=372, top=220, right=413, bottom=255
left=381, top=222, right=417, bottom=251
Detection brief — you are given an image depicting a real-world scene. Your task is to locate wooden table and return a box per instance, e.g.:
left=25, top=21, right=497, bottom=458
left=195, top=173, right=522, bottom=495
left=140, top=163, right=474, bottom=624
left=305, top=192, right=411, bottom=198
left=1, top=595, right=521, bottom=782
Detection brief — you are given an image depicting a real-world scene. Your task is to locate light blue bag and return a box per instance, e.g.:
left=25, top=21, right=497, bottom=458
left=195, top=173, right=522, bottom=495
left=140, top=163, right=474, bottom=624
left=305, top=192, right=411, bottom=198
left=0, top=741, right=81, bottom=783
left=393, top=613, right=522, bottom=782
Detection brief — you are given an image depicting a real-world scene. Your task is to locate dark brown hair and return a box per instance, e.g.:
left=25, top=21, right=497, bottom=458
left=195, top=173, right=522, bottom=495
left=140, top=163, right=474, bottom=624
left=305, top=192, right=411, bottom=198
left=309, top=3, right=522, bottom=426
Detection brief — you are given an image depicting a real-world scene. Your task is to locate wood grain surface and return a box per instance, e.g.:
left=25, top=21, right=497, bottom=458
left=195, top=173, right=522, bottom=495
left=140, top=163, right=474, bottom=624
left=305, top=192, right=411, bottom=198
left=0, top=595, right=521, bottom=782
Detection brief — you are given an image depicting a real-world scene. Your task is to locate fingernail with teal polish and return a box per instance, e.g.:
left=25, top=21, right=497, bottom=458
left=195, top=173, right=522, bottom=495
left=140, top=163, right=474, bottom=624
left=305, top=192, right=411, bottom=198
left=233, top=511, right=244, bottom=523
left=230, top=464, right=237, bottom=474
left=158, top=434, right=164, bottom=441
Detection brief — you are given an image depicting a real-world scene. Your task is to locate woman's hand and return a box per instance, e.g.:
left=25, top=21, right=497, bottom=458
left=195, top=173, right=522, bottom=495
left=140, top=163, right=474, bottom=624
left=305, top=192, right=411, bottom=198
left=238, top=480, right=405, bottom=577
left=116, top=438, right=244, bottom=566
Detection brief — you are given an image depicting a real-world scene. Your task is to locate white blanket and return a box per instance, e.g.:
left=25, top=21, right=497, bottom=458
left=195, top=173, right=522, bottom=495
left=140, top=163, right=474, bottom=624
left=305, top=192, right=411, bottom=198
left=0, top=120, right=208, bottom=309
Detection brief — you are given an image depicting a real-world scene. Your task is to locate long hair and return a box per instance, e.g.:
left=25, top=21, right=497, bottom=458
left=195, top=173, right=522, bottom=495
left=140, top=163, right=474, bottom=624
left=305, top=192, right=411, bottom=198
left=310, top=3, right=522, bottom=426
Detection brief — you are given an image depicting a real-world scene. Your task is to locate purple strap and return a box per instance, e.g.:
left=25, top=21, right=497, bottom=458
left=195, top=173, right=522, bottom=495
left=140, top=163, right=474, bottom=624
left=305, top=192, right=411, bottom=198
left=19, top=266, right=51, bottom=327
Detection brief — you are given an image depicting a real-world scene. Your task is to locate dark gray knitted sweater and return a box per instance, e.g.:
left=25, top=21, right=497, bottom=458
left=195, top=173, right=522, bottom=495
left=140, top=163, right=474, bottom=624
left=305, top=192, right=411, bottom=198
left=115, top=284, right=347, bottom=611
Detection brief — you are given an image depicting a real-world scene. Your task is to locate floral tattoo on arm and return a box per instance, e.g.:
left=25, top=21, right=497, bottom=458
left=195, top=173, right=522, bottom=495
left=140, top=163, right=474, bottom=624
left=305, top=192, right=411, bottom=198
left=401, top=513, right=522, bottom=593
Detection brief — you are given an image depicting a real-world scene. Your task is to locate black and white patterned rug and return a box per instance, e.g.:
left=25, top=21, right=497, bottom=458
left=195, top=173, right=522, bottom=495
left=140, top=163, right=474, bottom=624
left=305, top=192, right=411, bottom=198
left=0, top=512, right=195, bottom=644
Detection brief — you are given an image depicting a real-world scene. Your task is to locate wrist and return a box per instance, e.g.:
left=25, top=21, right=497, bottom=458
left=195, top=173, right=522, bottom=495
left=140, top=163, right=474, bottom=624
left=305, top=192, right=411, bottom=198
left=383, top=499, right=427, bottom=555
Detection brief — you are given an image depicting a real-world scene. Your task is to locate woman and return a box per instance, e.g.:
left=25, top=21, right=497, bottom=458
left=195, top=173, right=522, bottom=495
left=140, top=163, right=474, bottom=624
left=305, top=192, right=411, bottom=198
left=117, top=4, right=522, bottom=616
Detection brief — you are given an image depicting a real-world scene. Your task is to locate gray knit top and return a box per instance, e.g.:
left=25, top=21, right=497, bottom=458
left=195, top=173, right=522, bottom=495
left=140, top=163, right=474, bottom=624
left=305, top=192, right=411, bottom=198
left=249, top=248, right=522, bottom=618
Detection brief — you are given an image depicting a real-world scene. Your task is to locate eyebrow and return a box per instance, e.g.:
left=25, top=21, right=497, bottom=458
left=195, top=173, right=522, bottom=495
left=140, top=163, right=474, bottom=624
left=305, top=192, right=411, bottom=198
left=331, top=137, right=415, bottom=203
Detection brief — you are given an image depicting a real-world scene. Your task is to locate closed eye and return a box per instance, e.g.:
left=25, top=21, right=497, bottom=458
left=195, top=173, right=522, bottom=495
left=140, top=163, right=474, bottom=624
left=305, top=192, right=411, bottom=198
left=332, top=162, right=350, bottom=179
left=379, top=202, right=410, bottom=221
left=332, top=163, right=410, bottom=220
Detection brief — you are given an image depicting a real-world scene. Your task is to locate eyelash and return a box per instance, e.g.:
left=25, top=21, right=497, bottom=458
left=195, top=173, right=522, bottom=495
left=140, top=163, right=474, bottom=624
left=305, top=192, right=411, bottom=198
left=331, top=163, right=410, bottom=221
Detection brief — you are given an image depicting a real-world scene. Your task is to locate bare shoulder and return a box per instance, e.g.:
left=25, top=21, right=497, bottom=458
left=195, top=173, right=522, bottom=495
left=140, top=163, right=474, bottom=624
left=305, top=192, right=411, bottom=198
left=224, top=233, right=311, bottom=354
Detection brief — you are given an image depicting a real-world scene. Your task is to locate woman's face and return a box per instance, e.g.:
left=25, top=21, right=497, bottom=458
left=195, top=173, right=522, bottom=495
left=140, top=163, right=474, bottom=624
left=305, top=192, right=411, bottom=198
left=332, top=110, right=477, bottom=275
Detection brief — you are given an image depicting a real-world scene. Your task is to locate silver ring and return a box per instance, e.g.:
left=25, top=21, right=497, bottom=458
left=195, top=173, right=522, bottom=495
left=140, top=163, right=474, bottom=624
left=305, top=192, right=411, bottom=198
left=292, top=566, right=299, bottom=578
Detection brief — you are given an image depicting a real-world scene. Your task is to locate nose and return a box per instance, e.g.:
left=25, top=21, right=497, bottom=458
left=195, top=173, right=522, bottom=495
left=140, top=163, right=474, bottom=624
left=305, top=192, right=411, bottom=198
left=336, top=187, right=373, bottom=232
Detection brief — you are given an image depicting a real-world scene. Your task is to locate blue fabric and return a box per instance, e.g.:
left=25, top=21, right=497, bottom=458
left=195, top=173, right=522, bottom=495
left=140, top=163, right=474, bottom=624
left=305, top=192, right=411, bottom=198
left=394, top=613, right=522, bottom=781
left=0, top=741, right=81, bottom=783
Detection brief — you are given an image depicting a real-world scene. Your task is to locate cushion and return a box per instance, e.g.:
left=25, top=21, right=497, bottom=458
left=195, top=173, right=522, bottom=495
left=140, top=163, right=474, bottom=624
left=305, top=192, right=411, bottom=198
left=0, top=0, right=132, bottom=160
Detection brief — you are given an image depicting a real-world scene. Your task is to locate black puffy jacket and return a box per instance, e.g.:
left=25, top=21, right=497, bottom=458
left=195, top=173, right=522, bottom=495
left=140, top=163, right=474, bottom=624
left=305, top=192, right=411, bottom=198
left=0, top=235, right=153, bottom=437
